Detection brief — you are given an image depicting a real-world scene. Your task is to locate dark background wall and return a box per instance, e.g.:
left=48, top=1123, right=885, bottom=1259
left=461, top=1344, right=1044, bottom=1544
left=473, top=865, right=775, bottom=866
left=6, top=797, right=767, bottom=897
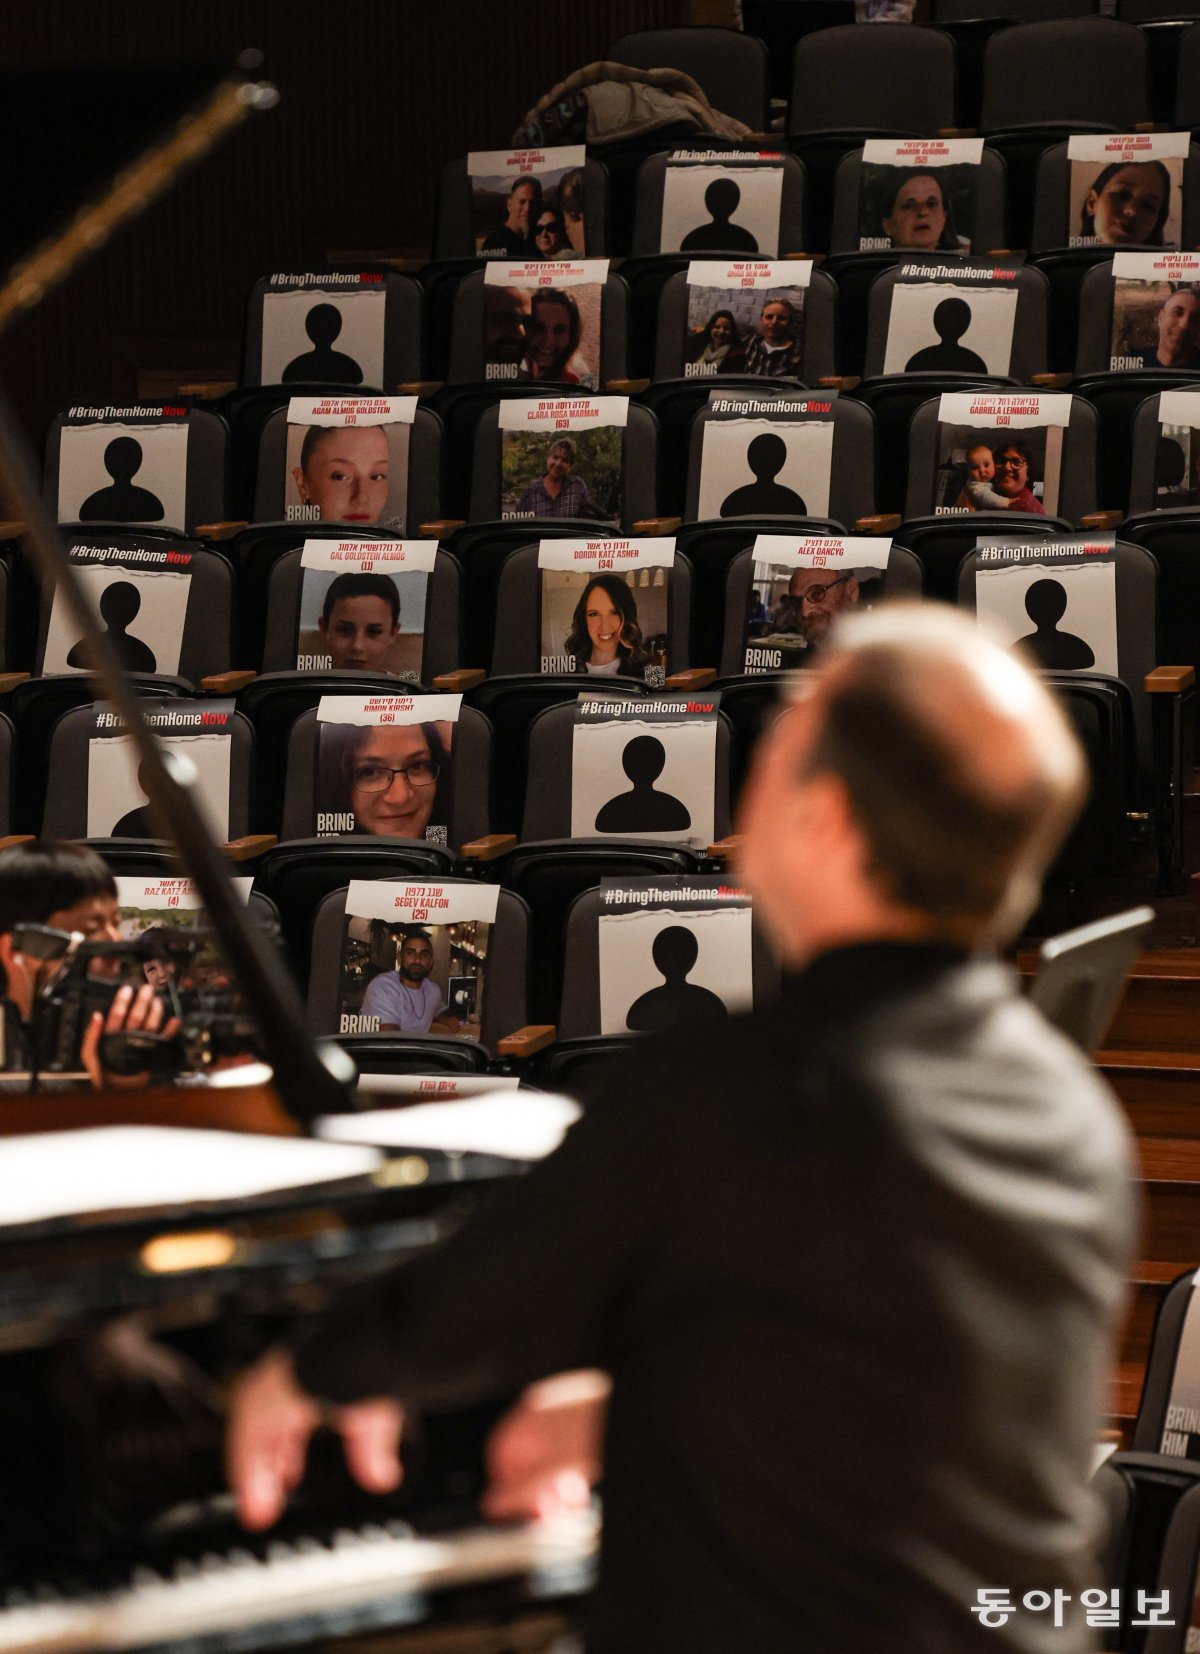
left=0, top=0, right=711, bottom=448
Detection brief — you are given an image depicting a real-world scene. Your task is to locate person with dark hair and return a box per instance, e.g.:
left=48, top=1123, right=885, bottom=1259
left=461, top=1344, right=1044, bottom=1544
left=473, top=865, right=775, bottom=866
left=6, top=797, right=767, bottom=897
left=230, top=603, right=1133, bottom=1654
left=517, top=289, right=593, bottom=387
left=137, top=926, right=179, bottom=991
left=558, top=168, right=586, bottom=254
left=564, top=573, right=650, bottom=679
left=1080, top=160, right=1172, bottom=247
left=361, top=929, right=459, bottom=1034
left=516, top=436, right=593, bottom=518
left=740, top=298, right=804, bottom=378
left=990, top=438, right=1045, bottom=514
left=0, top=840, right=174, bottom=1083
left=322, top=719, right=454, bottom=841
left=292, top=424, right=391, bottom=525
left=1131, top=284, right=1200, bottom=369
left=531, top=209, right=569, bottom=259
left=682, top=309, right=744, bottom=376
left=482, top=176, right=543, bottom=257
left=317, top=572, right=401, bottom=673
left=878, top=170, right=962, bottom=251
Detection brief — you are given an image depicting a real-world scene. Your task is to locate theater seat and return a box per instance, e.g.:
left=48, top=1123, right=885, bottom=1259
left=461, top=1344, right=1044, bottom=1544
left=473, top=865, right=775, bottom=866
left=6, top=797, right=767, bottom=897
left=473, top=537, right=695, bottom=833
left=305, top=880, right=532, bottom=1062
left=499, top=697, right=735, bottom=1023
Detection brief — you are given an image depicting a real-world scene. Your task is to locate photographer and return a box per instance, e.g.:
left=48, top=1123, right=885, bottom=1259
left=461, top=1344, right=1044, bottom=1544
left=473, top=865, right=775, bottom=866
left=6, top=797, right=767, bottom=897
left=0, top=840, right=175, bottom=1086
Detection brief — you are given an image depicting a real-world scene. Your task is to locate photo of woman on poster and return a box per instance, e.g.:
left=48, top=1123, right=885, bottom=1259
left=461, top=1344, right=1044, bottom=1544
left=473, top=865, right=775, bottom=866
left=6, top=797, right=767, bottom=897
left=683, top=309, right=745, bottom=375
left=564, top=573, right=652, bottom=679
left=291, top=424, right=391, bottom=525
left=870, top=170, right=964, bottom=251
left=1079, top=161, right=1173, bottom=247
left=320, top=718, right=455, bottom=840
left=517, top=288, right=595, bottom=387
left=531, top=210, right=569, bottom=258
left=949, top=437, right=1046, bottom=515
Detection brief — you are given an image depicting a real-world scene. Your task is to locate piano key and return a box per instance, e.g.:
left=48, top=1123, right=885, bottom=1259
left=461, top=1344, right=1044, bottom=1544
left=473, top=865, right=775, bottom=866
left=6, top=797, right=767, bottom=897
left=0, top=1509, right=598, bottom=1654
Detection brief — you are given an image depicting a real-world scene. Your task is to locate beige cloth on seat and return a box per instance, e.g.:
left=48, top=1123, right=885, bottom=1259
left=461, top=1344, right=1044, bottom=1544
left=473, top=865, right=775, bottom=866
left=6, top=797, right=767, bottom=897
left=515, top=60, right=754, bottom=148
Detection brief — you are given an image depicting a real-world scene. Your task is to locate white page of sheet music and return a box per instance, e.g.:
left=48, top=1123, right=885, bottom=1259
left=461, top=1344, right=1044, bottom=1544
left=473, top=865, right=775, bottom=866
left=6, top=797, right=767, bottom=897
left=0, top=1127, right=382, bottom=1226
left=317, top=1091, right=581, bottom=1161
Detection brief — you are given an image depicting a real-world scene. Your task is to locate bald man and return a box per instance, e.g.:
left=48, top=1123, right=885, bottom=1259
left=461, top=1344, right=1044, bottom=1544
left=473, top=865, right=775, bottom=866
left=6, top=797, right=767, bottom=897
left=227, top=605, right=1134, bottom=1654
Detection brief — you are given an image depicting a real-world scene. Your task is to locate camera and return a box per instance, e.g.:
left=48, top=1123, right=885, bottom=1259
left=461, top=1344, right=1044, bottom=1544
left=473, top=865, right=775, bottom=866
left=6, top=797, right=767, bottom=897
left=16, top=924, right=261, bottom=1081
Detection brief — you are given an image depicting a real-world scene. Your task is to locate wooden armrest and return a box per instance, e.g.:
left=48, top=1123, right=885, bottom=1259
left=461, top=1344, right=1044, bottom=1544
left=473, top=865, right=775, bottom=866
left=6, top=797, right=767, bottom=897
left=1145, top=665, right=1195, bottom=695
left=707, top=835, right=744, bottom=859
left=1135, top=121, right=1164, bottom=133
left=818, top=375, right=859, bottom=392
left=432, top=668, right=486, bottom=692
left=1031, top=372, right=1073, bottom=390
left=195, top=521, right=248, bottom=542
left=394, top=380, right=443, bottom=396
left=665, top=667, right=717, bottom=690
left=0, top=672, right=30, bottom=695
left=1079, top=511, right=1123, bottom=531
left=176, top=379, right=237, bottom=400
left=0, top=835, right=34, bottom=851
left=0, top=521, right=25, bottom=539
left=937, top=127, right=977, bottom=139
left=631, top=516, right=683, bottom=536
left=200, top=670, right=256, bottom=694
left=418, top=519, right=465, bottom=538
left=458, top=832, right=517, bottom=862
left=497, top=1024, right=557, bottom=1059
left=222, top=834, right=278, bottom=861
left=855, top=514, right=902, bottom=534
left=605, top=378, right=650, bottom=396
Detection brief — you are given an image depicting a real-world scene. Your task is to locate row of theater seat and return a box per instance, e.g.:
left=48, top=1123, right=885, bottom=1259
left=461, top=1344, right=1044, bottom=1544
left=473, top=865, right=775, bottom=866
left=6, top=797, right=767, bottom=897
left=606, top=12, right=1200, bottom=143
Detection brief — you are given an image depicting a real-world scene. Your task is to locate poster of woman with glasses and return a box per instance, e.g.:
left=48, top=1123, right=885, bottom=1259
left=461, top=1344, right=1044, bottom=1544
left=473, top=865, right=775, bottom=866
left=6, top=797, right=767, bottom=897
left=315, top=693, right=461, bottom=845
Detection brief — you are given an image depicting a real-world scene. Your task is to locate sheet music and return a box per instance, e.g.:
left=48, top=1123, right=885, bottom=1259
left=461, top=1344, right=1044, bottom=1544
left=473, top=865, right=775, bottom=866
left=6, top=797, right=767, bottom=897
left=317, top=1091, right=581, bottom=1160
left=0, top=1127, right=381, bottom=1227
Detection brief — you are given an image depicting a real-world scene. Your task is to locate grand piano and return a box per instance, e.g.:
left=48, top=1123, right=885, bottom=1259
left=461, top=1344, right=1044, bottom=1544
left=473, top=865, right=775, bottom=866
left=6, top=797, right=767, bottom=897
left=0, top=1124, right=596, bottom=1654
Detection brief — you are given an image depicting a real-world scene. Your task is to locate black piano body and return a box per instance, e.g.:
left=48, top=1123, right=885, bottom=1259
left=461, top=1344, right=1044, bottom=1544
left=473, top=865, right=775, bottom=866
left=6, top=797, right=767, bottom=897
left=0, top=1150, right=596, bottom=1654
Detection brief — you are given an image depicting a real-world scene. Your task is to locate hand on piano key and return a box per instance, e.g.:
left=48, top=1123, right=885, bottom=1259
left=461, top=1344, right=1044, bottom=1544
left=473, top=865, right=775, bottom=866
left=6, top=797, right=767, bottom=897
left=226, top=1349, right=403, bottom=1531
left=482, top=1370, right=610, bottom=1522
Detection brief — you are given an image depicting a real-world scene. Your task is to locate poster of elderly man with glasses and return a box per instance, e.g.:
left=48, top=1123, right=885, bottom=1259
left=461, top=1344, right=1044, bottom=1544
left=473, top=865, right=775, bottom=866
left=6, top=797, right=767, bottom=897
left=743, top=534, right=893, bottom=672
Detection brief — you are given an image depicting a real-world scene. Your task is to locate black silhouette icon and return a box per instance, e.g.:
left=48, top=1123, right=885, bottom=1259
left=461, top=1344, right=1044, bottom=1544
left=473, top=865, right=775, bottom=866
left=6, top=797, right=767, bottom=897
left=719, top=432, right=809, bottom=517
left=1013, top=578, right=1096, bottom=670
left=1155, top=435, right=1187, bottom=495
left=594, top=735, right=692, bottom=833
left=679, top=177, right=760, bottom=253
left=625, top=925, right=730, bottom=1032
left=67, top=581, right=158, bottom=672
left=281, top=303, right=364, bottom=385
left=78, top=437, right=166, bottom=523
left=111, top=759, right=156, bottom=837
left=904, top=297, right=989, bottom=373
